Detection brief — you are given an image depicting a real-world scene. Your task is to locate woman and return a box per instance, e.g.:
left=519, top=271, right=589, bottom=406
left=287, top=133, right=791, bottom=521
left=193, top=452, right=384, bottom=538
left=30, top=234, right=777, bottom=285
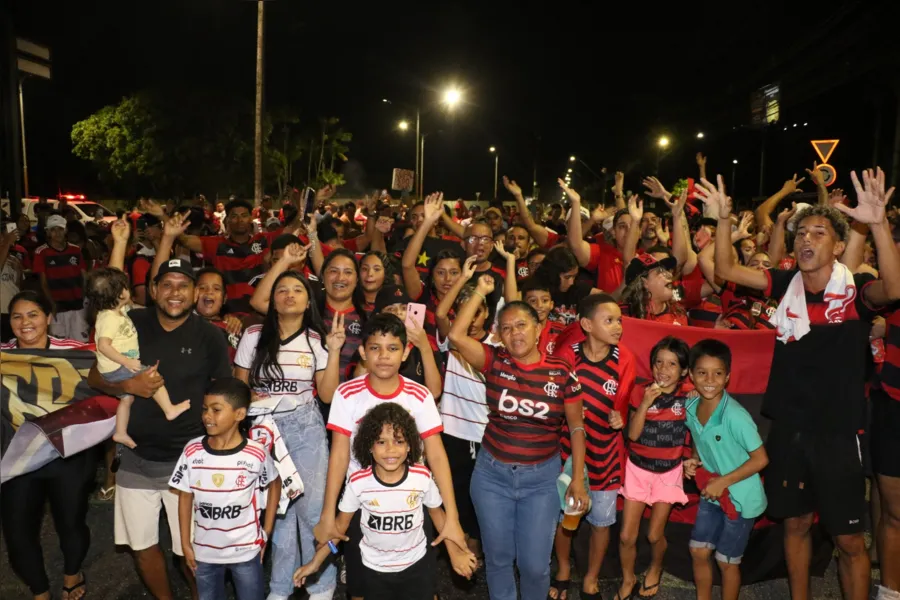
left=318, top=249, right=367, bottom=382
left=0, top=291, right=94, bottom=600
left=449, top=274, right=590, bottom=600
left=533, top=246, right=601, bottom=326
left=620, top=253, right=707, bottom=326
left=234, top=270, right=345, bottom=600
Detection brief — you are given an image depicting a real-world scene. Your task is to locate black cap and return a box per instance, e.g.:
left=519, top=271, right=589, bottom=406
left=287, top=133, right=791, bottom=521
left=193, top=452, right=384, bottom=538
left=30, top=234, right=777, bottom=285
left=374, top=285, right=412, bottom=314
left=624, top=253, right=677, bottom=285
left=154, top=258, right=197, bottom=283
left=137, top=213, right=162, bottom=230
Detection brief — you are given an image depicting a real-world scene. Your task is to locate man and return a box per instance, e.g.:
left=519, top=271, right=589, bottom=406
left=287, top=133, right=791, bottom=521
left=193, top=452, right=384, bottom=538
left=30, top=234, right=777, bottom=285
left=33, top=214, right=88, bottom=341
left=89, top=256, right=231, bottom=600
left=705, top=170, right=900, bottom=600
left=129, top=213, right=164, bottom=306
left=399, top=200, right=463, bottom=280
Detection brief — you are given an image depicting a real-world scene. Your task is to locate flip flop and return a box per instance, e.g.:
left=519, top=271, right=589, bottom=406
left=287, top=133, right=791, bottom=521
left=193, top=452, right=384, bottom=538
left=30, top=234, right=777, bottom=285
left=548, top=578, right=570, bottom=600
left=637, top=578, right=661, bottom=598
left=96, top=486, right=115, bottom=502
left=62, top=572, right=86, bottom=600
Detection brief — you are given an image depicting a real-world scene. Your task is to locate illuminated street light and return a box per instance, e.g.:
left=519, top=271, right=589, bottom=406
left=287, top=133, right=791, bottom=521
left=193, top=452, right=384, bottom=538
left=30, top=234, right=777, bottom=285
left=569, top=155, right=576, bottom=162
left=398, top=120, right=409, bottom=131
left=567, top=168, right=572, bottom=173
left=658, top=136, right=670, bottom=148
left=733, top=159, right=738, bottom=164
left=489, top=146, right=496, bottom=153
left=697, top=132, right=705, bottom=139
left=443, top=87, right=462, bottom=108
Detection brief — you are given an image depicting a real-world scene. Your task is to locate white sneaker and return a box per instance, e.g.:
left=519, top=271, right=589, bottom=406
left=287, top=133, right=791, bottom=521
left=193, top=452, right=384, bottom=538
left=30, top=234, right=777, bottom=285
left=876, top=586, right=900, bottom=600
left=308, top=589, right=336, bottom=600
left=265, top=594, right=290, bottom=600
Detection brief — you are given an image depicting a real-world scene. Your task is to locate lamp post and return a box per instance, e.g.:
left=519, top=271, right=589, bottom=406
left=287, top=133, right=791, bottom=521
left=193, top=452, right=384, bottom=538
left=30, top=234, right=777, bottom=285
left=732, top=159, right=738, bottom=194
left=489, top=146, right=498, bottom=200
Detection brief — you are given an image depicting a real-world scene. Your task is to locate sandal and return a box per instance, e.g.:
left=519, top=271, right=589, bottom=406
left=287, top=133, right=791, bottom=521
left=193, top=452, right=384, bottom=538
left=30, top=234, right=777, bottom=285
left=637, top=576, right=661, bottom=598
left=96, top=486, right=115, bottom=502
left=62, top=572, right=86, bottom=600
left=548, top=578, right=570, bottom=600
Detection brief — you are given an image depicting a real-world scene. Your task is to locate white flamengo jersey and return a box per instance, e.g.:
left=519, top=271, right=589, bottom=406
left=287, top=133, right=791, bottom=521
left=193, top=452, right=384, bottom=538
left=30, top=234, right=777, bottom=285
left=169, top=436, right=277, bottom=564
left=326, top=375, right=444, bottom=472
left=339, top=464, right=442, bottom=572
left=437, top=336, right=500, bottom=442
left=235, top=325, right=329, bottom=408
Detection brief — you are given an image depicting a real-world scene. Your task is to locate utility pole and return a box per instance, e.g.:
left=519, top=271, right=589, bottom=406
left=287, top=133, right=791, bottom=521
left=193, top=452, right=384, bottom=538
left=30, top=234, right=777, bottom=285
left=253, top=0, right=265, bottom=206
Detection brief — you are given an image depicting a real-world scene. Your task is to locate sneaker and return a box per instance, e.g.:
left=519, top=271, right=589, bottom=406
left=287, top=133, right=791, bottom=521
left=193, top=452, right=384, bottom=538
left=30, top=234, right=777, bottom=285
left=265, top=594, right=289, bottom=600
left=308, top=589, right=336, bottom=600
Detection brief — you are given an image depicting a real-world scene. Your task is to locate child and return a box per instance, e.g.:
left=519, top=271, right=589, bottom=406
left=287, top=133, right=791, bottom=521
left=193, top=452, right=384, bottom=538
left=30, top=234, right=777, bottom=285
left=684, top=339, right=768, bottom=600
left=313, top=313, right=470, bottom=599
left=86, top=267, right=189, bottom=449
left=169, top=377, right=282, bottom=600
left=551, top=294, right=636, bottom=600
left=294, top=402, right=477, bottom=599
left=616, top=336, right=691, bottom=600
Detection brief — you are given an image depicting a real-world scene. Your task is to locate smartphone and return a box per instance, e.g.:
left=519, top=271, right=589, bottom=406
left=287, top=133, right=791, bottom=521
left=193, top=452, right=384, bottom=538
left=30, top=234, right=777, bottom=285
left=406, top=303, right=426, bottom=330
left=5, top=222, right=16, bottom=234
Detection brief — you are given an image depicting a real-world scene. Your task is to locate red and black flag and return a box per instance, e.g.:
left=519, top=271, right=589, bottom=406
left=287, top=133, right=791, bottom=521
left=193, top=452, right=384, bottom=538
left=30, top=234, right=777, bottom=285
left=1, top=349, right=118, bottom=483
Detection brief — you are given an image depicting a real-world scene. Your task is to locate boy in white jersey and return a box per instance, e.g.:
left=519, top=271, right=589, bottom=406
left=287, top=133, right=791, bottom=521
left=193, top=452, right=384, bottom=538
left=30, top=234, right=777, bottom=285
left=294, top=402, right=476, bottom=598
left=170, top=378, right=282, bottom=600
left=313, top=314, right=471, bottom=599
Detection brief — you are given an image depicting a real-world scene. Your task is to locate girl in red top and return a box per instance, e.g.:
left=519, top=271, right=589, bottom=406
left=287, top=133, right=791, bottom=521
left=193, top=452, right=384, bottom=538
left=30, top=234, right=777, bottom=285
left=620, top=253, right=705, bottom=326
left=616, top=336, right=691, bottom=600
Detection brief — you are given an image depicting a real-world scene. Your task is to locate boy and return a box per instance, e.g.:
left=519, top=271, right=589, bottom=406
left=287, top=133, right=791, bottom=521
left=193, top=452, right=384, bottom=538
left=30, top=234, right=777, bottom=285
left=294, top=402, right=476, bottom=599
left=520, top=276, right=565, bottom=354
left=313, top=313, right=469, bottom=600
left=170, top=378, right=282, bottom=600
left=684, top=339, right=769, bottom=600
left=551, top=293, right=635, bottom=600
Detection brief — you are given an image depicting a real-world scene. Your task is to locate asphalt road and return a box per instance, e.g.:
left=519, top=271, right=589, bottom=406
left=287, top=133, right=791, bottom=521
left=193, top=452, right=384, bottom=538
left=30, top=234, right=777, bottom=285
left=1, top=494, right=876, bottom=600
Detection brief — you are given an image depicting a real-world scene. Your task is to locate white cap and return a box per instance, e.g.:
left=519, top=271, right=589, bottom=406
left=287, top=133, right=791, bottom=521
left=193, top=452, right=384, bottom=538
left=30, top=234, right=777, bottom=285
left=786, top=202, right=813, bottom=233
left=45, top=215, right=67, bottom=230
left=565, top=206, right=590, bottom=221
left=265, top=216, right=281, bottom=227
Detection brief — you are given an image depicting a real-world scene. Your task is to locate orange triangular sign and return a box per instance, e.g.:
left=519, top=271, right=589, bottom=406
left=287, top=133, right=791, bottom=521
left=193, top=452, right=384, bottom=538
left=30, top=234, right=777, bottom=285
left=811, top=139, right=839, bottom=164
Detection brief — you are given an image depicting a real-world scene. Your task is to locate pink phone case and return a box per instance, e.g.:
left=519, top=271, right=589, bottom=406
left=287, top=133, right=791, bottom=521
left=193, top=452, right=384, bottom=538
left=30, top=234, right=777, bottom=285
left=406, top=303, right=426, bottom=329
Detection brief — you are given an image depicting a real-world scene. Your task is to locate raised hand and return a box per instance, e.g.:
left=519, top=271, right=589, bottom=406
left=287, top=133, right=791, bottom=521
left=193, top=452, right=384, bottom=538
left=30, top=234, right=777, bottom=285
left=279, top=242, right=310, bottom=266
left=696, top=152, right=707, bottom=168
left=405, top=322, right=428, bottom=350
left=627, top=194, right=644, bottom=222
left=642, top=176, right=671, bottom=201
left=375, top=216, right=393, bottom=234
left=776, top=202, right=798, bottom=225
left=476, top=273, right=495, bottom=296
left=461, top=255, right=478, bottom=280
left=111, top=219, right=131, bottom=244
left=695, top=175, right=732, bottom=220
left=493, top=240, right=513, bottom=261
left=164, top=212, right=190, bottom=238
left=422, top=192, right=445, bottom=224
left=326, top=312, right=346, bottom=351
left=139, top=197, right=165, bottom=217
left=591, top=204, right=612, bottom=224
left=780, top=174, right=806, bottom=195
left=502, top=176, right=523, bottom=197
left=656, top=221, right=671, bottom=246
left=828, top=188, right=848, bottom=208
left=735, top=212, right=754, bottom=240
left=558, top=179, right=581, bottom=204
left=614, top=171, right=625, bottom=197
left=805, top=162, right=825, bottom=187
left=838, top=167, right=895, bottom=225
left=663, top=187, right=688, bottom=216
left=316, top=184, right=336, bottom=203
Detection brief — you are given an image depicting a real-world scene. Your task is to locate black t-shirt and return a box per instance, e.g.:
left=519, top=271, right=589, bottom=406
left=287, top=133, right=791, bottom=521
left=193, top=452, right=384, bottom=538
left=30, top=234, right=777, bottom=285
left=128, top=310, right=232, bottom=461
left=763, top=269, right=877, bottom=435
left=550, top=281, right=594, bottom=326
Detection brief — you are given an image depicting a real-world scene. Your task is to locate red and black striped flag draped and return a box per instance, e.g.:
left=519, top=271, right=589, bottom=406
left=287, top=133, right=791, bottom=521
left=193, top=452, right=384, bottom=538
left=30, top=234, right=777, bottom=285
left=555, top=317, right=834, bottom=583
left=1, top=349, right=118, bottom=483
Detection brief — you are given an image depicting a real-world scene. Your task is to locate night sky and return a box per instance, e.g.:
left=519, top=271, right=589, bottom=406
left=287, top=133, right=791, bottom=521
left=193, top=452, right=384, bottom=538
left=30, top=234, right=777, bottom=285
left=10, top=0, right=900, bottom=204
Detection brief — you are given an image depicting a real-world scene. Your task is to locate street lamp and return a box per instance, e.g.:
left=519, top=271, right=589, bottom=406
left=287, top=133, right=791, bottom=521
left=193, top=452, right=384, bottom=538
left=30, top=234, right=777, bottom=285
left=567, top=168, right=572, bottom=173
left=658, top=136, right=670, bottom=148
left=696, top=132, right=705, bottom=139
left=489, top=146, right=499, bottom=200
left=732, top=160, right=738, bottom=194
left=398, top=120, right=409, bottom=131
left=569, top=156, right=576, bottom=162
left=443, top=87, right=462, bottom=108
left=656, top=136, right=672, bottom=175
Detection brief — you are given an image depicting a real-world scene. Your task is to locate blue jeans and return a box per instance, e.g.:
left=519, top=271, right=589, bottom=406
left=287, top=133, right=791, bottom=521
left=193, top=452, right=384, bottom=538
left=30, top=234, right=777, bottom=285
left=689, top=499, right=756, bottom=564
left=268, top=403, right=336, bottom=596
left=470, top=451, right=561, bottom=600
left=195, top=556, right=264, bottom=600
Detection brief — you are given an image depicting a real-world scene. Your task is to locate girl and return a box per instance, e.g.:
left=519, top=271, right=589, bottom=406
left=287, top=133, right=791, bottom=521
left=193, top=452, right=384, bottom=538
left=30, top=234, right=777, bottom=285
left=616, top=336, right=691, bottom=600
left=293, top=403, right=476, bottom=600
left=449, top=274, right=590, bottom=600
left=532, top=246, right=601, bottom=326
left=621, top=253, right=706, bottom=326
left=234, top=269, right=346, bottom=600
left=358, top=251, right=391, bottom=311
left=86, top=267, right=187, bottom=449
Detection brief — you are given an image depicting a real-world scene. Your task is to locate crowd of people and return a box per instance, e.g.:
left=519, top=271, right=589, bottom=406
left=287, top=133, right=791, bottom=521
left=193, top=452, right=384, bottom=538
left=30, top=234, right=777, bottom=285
left=1, top=155, right=899, bottom=600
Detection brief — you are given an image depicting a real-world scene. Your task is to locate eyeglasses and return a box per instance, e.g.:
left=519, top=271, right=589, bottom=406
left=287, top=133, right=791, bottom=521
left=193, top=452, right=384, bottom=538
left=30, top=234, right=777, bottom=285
left=467, top=235, right=493, bottom=245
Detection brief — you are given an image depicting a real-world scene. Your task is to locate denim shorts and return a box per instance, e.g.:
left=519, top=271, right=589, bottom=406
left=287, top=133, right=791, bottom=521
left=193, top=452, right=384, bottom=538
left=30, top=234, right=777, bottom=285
left=101, top=364, right=148, bottom=383
left=689, top=499, right=755, bottom=564
left=559, top=489, right=618, bottom=528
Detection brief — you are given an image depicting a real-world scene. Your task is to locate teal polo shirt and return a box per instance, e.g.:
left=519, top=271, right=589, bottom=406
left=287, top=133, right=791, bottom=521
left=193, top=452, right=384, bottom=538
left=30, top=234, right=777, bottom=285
left=685, top=391, right=767, bottom=519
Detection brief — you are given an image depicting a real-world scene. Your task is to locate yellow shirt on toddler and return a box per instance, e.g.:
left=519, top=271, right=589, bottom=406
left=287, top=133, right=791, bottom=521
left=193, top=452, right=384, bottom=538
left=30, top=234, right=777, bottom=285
left=95, top=306, right=140, bottom=374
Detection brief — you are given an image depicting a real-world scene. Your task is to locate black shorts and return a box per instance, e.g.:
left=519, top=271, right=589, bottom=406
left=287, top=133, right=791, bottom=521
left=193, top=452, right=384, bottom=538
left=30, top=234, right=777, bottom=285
left=871, top=389, right=900, bottom=478
left=764, top=422, right=866, bottom=536
left=363, top=549, right=436, bottom=600
left=441, top=433, right=481, bottom=540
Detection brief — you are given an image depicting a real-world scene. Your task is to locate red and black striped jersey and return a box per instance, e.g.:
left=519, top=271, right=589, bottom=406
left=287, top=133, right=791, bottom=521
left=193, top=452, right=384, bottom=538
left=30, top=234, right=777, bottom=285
left=480, top=345, right=577, bottom=464
left=323, top=304, right=363, bottom=382
left=878, top=308, right=900, bottom=401
left=33, top=243, right=86, bottom=312
left=628, top=384, right=690, bottom=473
left=557, top=342, right=636, bottom=490
left=200, top=231, right=280, bottom=314
left=538, top=319, right=566, bottom=355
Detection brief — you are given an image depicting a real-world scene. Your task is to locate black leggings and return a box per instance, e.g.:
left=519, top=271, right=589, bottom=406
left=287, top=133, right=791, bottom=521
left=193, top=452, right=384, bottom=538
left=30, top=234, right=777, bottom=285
left=1, top=451, right=95, bottom=595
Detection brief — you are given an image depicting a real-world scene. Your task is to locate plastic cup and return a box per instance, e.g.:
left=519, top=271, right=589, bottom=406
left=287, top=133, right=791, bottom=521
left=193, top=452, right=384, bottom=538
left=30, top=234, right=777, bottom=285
left=561, top=496, right=583, bottom=531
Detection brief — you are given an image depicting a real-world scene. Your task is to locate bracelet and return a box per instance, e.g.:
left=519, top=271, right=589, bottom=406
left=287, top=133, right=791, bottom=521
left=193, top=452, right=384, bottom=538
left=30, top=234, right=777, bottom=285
left=472, top=290, right=487, bottom=302
left=570, top=426, right=586, bottom=436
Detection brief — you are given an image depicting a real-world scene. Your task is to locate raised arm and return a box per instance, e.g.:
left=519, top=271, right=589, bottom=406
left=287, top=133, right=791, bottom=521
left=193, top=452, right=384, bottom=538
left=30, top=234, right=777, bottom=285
left=108, top=220, right=130, bottom=271
left=440, top=211, right=466, bottom=239
left=613, top=171, right=626, bottom=210
left=151, top=213, right=190, bottom=284
left=559, top=179, right=592, bottom=266
left=249, top=243, right=310, bottom=315
left=447, top=274, right=494, bottom=371
left=839, top=168, right=900, bottom=305
left=755, top=174, right=805, bottom=230
left=805, top=163, right=829, bottom=206
left=622, top=195, right=644, bottom=265
left=493, top=241, right=519, bottom=303
left=316, top=312, right=346, bottom=404
left=696, top=153, right=707, bottom=182
left=696, top=175, right=768, bottom=291
left=401, top=193, right=444, bottom=300
left=661, top=187, right=692, bottom=272
left=435, top=256, right=477, bottom=340
left=505, top=176, right=550, bottom=248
